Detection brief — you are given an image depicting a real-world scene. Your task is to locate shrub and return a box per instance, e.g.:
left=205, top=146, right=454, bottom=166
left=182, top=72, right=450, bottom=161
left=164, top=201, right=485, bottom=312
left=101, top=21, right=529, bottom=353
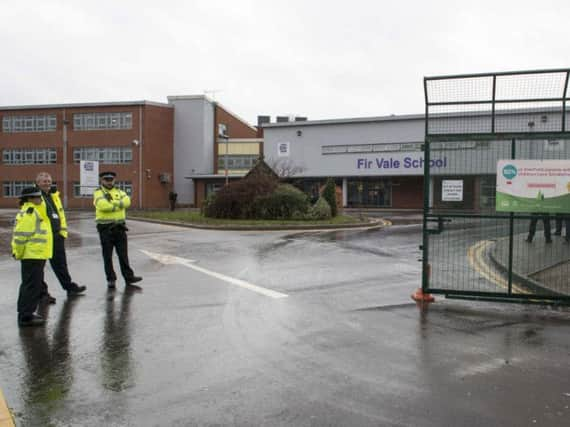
left=322, top=178, right=338, bottom=217
left=252, top=184, right=310, bottom=219
left=203, top=174, right=278, bottom=218
left=305, top=196, right=332, bottom=220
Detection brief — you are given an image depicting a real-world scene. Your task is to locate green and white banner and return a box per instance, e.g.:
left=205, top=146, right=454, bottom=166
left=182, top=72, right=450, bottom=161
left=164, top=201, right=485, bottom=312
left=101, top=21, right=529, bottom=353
left=496, top=160, right=570, bottom=213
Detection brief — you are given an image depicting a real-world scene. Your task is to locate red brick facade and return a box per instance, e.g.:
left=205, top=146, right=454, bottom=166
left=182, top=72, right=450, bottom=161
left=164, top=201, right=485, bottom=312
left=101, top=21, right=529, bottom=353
left=392, top=176, right=423, bottom=209
left=0, top=102, right=173, bottom=209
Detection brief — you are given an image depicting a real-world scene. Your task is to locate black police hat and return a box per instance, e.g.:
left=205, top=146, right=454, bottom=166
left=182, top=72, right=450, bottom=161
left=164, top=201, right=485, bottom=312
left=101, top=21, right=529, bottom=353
left=20, top=187, right=42, bottom=199
left=99, top=171, right=117, bottom=179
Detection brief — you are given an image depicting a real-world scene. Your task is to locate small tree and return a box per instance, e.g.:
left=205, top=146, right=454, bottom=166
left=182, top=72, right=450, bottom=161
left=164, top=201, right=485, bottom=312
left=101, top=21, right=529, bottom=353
left=267, top=157, right=306, bottom=178
left=322, top=178, right=337, bottom=217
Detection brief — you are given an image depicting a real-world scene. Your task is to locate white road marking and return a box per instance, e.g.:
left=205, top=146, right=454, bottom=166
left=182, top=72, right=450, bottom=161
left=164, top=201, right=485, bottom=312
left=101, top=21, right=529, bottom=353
left=140, top=250, right=288, bottom=299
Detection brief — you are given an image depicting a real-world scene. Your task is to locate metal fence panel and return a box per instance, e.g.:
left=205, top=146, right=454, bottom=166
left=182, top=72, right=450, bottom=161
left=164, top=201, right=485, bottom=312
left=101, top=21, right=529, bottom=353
left=423, top=70, right=570, bottom=304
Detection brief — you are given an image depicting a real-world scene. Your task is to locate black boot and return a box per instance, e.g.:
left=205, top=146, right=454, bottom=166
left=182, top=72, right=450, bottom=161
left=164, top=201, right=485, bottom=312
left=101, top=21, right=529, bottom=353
left=18, top=313, right=45, bottom=327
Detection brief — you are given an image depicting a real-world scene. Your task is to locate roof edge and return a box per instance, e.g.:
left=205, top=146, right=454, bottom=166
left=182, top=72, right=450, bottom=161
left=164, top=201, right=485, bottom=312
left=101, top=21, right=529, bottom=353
left=0, top=100, right=173, bottom=111
left=262, top=113, right=424, bottom=128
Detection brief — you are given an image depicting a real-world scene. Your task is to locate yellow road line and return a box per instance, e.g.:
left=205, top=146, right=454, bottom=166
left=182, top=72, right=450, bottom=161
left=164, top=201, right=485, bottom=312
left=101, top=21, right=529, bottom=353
left=0, top=388, right=15, bottom=427
left=467, top=240, right=528, bottom=294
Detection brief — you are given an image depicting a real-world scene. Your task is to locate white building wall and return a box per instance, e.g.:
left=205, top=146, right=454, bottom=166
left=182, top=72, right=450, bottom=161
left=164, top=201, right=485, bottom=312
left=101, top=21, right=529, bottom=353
left=168, top=96, right=214, bottom=205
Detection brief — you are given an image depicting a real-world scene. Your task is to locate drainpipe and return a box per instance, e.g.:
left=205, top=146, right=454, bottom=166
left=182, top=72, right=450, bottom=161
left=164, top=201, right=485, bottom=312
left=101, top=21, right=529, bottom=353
left=139, top=105, right=143, bottom=209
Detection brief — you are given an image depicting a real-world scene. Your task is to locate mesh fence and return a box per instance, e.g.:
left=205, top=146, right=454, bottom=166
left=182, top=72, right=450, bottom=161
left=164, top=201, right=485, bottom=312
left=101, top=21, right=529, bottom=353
left=425, top=70, right=570, bottom=137
left=423, top=70, right=570, bottom=302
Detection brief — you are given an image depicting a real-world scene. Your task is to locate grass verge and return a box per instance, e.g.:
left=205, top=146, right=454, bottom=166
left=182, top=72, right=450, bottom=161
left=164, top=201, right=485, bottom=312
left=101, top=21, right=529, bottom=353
left=131, top=210, right=362, bottom=227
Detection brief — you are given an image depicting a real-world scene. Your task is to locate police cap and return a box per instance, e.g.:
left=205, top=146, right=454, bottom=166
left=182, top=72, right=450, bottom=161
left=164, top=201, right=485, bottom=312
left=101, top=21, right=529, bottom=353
left=99, top=171, right=117, bottom=179
left=20, top=187, right=42, bottom=199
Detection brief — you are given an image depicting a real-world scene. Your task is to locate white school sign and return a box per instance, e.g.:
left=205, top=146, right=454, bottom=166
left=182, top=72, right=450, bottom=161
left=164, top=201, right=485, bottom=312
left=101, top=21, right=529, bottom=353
left=80, top=161, right=99, bottom=196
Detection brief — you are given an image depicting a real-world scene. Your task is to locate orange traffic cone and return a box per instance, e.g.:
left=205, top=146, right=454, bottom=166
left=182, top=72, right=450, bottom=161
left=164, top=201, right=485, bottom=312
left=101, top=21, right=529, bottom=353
left=411, top=288, right=435, bottom=303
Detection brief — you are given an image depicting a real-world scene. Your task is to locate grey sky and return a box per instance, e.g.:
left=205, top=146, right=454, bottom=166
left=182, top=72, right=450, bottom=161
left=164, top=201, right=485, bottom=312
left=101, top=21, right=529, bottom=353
left=2, top=0, right=569, bottom=124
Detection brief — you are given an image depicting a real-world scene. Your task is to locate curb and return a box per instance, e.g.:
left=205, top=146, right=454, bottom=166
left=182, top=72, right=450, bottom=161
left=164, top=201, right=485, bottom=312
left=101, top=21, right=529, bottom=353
left=0, top=388, right=15, bottom=427
left=128, top=216, right=387, bottom=231
left=487, top=240, right=567, bottom=297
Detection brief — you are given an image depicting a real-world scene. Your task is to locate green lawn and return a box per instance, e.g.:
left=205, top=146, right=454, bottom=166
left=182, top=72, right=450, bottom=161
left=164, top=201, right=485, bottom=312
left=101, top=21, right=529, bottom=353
left=130, top=210, right=362, bottom=226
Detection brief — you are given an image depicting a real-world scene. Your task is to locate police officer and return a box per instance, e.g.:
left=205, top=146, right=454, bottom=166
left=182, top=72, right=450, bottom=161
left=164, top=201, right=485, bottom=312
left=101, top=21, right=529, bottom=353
left=93, top=171, right=142, bottom=289
left=12, top=187, right=53, bottom=327
left=36, top=172, right=86, bottom=301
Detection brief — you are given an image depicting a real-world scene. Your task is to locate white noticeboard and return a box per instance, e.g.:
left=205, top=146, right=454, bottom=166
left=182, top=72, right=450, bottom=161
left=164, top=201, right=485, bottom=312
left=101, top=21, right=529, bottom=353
left=442, top=180, right=463, bottom=201
left=277, top=142, right=290, bottom=157
left=80, top=160, right=99, bottom=196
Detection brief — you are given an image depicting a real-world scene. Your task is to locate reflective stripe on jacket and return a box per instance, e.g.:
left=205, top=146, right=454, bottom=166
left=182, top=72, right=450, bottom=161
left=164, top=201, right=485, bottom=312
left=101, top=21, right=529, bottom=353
left=93, top=186, right=131, bottom=224
left=11, top=202, right=54, bottom=260
left=38, top=190, right=68, bottom=238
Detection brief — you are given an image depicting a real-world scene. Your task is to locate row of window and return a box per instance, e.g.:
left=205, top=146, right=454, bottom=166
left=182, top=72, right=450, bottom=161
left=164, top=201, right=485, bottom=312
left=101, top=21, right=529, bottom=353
left=1, top=147, right=133, bottom=165
left=321, top=141, right=488, bottom=155
left=73, top=112, right=132, bottom=130
left=73, top=147, right=132, bottom=164
left=1, top=112, right=133, bottom=133
left=3, top=148, right=57, bottom=164
left=2, top=115, right=57, bottom=133
left=2, top=181, right=132, bottom=198
left=218, top=155, right=258, bottom=170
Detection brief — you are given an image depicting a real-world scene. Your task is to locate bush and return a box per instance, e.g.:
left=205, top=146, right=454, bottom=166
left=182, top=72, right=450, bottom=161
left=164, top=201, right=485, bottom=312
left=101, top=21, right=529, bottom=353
left=252, top=184, right=310, bottom=219
left=203, top=174, right=278, bottom=219
left=305, top=196, right=331, bottom=220
left=322, top=178, right=337, bottom=217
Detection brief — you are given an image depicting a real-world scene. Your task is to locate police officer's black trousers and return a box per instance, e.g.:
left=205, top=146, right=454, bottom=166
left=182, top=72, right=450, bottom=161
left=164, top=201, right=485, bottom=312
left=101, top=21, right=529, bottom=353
left=97, top=225, right=134, bottom=282
left=18, top=259, right=46, bottom=317
left=48, top=233, right=74, bottom=290
left=528, top=214, right=551, bottom=241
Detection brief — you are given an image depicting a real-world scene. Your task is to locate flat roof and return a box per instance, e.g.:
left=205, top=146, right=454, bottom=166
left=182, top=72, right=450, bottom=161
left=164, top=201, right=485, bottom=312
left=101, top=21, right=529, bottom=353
left=0, top=100, right=173, bottom=111
left=262, top=113, right=424, bottom=128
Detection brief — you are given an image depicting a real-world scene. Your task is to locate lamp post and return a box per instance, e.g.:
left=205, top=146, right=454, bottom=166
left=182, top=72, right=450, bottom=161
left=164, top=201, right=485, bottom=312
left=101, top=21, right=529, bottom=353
left=218, top=123, right=229, bottom=185
left=223, top=134, right=229, bottom=185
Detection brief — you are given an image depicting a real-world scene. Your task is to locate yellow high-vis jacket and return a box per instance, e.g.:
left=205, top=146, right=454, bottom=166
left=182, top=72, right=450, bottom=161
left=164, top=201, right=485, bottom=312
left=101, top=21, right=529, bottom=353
left=11, top=202, right=53, bottom=260
left=38, top=190, right=68, bottom=238
left=93, top=186, right=131, bottom=224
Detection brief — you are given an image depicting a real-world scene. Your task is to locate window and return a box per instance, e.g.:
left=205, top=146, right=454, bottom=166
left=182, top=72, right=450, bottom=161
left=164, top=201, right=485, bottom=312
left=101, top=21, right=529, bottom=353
left=1, top=114, right=56, bottom=133
left=72, top=147, right=133, bottom=164
left=218, top=155, right=258, bottom=170
left=347, top=178, right=392, bottom=207
left=73, top=180, right=132, bottom=198
left=115, top=181, right=133, bottom=196
left=206, top=182, right=224, bottom=197
left=3, top=181, right=35, bottom=197
left=72, top=182, right=91, bottom=198
left=2, top=148, right=57, bottom=165
left=2, top=117, right=10, bottom=132
left=24, top=150, right=34, bottom=163
left=479, top=175, right=496, bottom=209
left=73, top=112, right=133, bottom=130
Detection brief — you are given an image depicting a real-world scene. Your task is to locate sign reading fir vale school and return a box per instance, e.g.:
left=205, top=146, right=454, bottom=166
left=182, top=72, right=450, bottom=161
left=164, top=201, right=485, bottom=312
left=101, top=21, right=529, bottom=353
left=496, top=160, right=570, bottom=213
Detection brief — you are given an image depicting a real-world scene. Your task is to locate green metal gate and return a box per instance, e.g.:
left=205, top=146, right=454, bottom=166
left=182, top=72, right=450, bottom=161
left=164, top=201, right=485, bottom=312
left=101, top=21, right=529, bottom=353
left=422, top=69, right=570, bottom=304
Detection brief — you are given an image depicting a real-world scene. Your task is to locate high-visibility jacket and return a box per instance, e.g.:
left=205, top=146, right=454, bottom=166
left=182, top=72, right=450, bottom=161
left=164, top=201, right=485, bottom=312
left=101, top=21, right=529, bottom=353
left=93, top=186, right=131, bottom=224
left=38, top=190, right=68, bottom=238
left=11, top=202, right=53, bottom=260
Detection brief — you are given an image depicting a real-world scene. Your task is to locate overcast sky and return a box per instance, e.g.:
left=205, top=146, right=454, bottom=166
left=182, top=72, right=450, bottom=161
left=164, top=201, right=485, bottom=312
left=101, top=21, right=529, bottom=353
left=2, top=0, right=569, bottom=124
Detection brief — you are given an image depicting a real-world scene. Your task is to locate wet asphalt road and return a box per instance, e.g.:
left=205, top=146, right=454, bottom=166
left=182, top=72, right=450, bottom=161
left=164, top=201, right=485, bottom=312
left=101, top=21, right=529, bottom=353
left=0, top=212, right=569, bottom=426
